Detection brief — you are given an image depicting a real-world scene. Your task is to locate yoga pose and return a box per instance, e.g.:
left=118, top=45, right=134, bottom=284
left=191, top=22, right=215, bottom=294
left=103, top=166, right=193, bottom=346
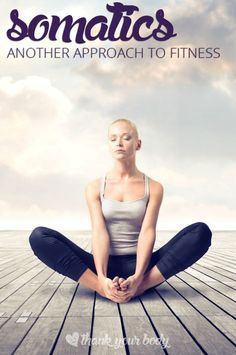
left=29, top=118, right=212, bottom=303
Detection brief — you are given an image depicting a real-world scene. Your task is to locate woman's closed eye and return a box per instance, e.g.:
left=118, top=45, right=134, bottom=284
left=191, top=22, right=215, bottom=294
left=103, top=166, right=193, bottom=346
left=110, top=136, right=130, bottom=141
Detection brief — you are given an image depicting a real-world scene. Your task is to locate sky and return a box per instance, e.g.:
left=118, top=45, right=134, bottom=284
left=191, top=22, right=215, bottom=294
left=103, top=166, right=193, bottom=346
left=0, top=0, right=235, bottom=231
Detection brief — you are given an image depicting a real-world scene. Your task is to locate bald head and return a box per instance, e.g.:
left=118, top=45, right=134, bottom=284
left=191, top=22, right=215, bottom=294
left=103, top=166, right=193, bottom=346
left=108, top=118, right=139, bottom=140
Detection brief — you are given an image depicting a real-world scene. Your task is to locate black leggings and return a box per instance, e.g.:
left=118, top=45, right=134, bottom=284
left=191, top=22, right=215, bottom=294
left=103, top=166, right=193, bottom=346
left=28, top=222, right=212, bottom=283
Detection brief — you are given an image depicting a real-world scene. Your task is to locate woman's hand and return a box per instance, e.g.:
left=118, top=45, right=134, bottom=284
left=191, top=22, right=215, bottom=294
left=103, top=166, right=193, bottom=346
left=119, top=274, right=144, bottom=299
left=99, top=276, right=131, bottom=303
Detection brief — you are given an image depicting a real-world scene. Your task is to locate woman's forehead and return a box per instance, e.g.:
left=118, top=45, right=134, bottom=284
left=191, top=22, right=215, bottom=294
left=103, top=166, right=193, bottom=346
left=109, top=123, right=133, bottom=134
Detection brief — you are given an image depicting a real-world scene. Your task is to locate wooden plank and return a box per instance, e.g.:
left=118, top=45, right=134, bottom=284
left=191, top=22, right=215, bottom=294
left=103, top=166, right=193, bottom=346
left=154, top=282, right=235, bottom=353
left=122, top=316, right=166, bottom=354
left=0, top=265, right=46, bottom=302
left=180, top=270, right=236, bottom=301
left=53, top=317, right=92, bottom=354
left=152, top=315, right=203, bottom=355
left=0, top=268, right=55, bottom=317
left=194, top=262, right=236, bottom=281
left=118, top=297, right=146, bottom=317
left=0, top=260, right=43, bottom=287
left=196, top=258, right=236, bottom=277
left=119, top=295, right=166, bottom=353
left=0, top=316, right=37, bottom=355
left=173, top=273, right=236, bottom=315
left=2, top=282, right=87, bottom=354
left=207, top=315, right=236, bottom=343
left=91, top=317, right=126, bottom=355
left=191, top=263, right=236, bottom=284
left=210, top=251, right=236, bottom=263
left=0, top=317, right=9, bottom=327
left=3, top=272, right=64, bottom=318
left=53, top=285, right=94, bottom=354
left=89, top=293, right=127, bottom=354
left=139, top=288, right=205, bottom=354
left=94, top=294, right=120, bottom=317
left=67, top=284, right=95, bottom=317
left=15, top=285, right=94, bottom=355
left=0, top=255, right=34, bottom=278
left=167, top=279, right=236, bottom=343
left=208, top=251, right=236, bottom=265
left=0, top=254, right=29, bottom=268
left=11, top=317, right=63, bottom=355
left=202, top=255, right=236, bottom=271
left=39, top=281, right=76, bottom=318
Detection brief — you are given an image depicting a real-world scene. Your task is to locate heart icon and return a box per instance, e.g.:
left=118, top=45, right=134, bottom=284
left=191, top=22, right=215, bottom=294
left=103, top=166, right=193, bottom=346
left=66, top=332, right=79, bottom=347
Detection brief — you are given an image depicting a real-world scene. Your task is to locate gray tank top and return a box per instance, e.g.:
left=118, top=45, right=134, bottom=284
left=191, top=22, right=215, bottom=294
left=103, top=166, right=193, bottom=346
left=100, top=173, right=150, bottom=255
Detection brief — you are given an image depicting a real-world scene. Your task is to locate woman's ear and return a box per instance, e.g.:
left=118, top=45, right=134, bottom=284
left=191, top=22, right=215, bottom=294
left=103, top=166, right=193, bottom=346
left=136, top=139, right=142, bottom=150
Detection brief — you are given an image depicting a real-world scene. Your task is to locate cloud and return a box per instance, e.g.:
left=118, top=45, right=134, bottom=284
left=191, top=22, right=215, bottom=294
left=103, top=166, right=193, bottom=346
left=0, top=163, right=91, bottom=229
left=0, top=76, right=76, bottom=175
left=0, top=75, right=114, bottom=178
left=69, top=0, right=236, bottom=93
left=160, top=196, right=236, bottom=230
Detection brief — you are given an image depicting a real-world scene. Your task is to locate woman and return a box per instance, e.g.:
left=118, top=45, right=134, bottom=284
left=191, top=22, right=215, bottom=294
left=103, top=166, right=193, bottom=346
left=29, top=118, right=212, bottom=303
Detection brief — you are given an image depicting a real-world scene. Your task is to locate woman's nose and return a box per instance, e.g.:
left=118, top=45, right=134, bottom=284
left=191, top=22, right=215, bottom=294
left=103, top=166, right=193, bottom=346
left=116, top=138, right=123, bottom=146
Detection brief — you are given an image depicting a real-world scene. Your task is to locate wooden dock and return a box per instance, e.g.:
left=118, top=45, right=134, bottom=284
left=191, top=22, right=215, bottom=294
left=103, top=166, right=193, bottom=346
left=0, top=230, right=235, bottom=354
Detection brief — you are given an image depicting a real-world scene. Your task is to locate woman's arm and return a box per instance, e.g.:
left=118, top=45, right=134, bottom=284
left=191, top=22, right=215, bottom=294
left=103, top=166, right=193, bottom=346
left=118, top=179, right=164, bottom=294
left=85, top=180, right=110, bottom=281
left=134, top=179, right=164, bottom=280
left=86, top=180, right=129, bottom=302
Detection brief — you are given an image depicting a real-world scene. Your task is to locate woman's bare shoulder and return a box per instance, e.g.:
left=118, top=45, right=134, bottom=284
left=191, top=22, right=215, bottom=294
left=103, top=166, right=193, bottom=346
left=147, top=175, right=164, bottom=196
left=85, top=177, right=102, bottom=200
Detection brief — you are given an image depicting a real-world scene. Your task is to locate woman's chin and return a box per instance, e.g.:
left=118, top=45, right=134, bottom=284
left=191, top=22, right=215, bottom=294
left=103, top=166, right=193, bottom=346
left=113, top=155, right=127, bottom=160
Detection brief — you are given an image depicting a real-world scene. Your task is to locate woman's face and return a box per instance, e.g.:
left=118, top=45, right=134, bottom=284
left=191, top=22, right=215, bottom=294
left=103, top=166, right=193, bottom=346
left=108, top=122, right=141, bottom=159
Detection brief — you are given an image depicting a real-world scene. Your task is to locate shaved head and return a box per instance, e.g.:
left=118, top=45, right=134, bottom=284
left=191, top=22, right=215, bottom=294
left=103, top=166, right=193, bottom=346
left=108, top=118, right=139, bottom=139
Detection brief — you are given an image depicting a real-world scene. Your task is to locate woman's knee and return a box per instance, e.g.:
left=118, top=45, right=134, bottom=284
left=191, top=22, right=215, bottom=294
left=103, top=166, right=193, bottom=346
left=29, top=226, right=48, bottom=252
left=194, top=222, right=212, bottom=247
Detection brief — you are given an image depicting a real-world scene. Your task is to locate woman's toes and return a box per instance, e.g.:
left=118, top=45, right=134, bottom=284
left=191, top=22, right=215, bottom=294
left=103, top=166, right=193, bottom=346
left=118, top=277, right=125, bottom=285
left=112, top=276, right=119, bottom=284
left=119, top=278, right=128, bottom=291
left=112, top=276, right=121, bottom=289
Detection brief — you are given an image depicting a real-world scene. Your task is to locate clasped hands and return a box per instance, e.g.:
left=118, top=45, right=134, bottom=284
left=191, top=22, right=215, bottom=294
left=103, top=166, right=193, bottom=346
left=99, top=274, right=143, bottom=303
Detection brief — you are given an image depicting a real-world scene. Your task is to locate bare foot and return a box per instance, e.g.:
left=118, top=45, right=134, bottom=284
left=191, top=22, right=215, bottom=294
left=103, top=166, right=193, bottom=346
left=112, top=276, right=128, bottom=291
left=118, top=277, right=144, bottom=299
left=96, top=285, right=107, bottom=298
left=133, top=285, right=145, bottom=297
left=97, top=277, right=123, bottom=299
left=118, top=277, right=128, bottom=291
left=110, top=276, right=131, bottom=303
left=112, top=276, right=121, bottom=290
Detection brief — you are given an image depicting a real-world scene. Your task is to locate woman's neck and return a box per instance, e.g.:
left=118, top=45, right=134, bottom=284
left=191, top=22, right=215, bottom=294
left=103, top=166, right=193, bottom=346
left=109, top=161, right=141, bottom=179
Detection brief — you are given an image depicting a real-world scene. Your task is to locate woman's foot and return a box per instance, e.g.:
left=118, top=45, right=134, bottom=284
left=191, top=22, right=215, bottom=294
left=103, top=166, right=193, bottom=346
left=112, top=276, right=121, bottom=290
left=132, top=267, right=166, bottom=297
left=96, top=284, right=107, bottom=298
left=111, top=276, right=147, bottom=298
left=118, top=277, right=128, bottom=291
left=96, top=277, right=127, bottom=298
left=115, top=277, right=145, bottom=298
left=96, top=277, right=122, bottom=298
left=132, top=284, right=145, bottom=297
left=112, top=276, right=128, bottom=291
